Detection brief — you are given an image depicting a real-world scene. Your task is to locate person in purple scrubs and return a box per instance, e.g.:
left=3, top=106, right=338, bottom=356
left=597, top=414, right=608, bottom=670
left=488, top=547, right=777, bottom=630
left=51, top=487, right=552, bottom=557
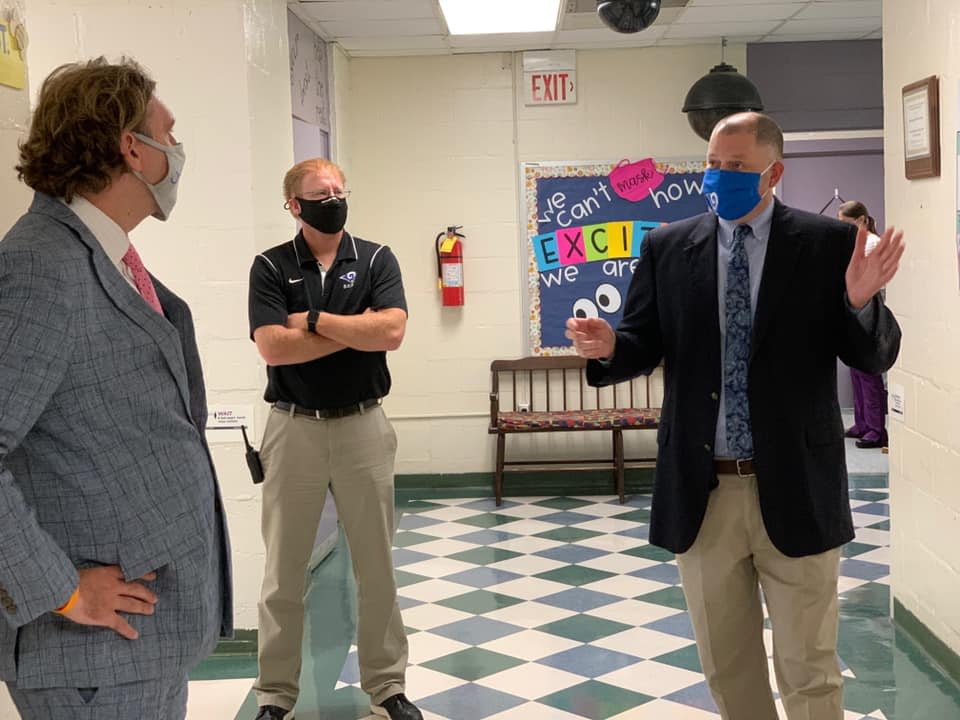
left=838, top=201, right=888, bottom=449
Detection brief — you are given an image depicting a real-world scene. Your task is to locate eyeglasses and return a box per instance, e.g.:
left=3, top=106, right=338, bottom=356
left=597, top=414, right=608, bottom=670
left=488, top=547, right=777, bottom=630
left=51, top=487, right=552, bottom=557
left=302, top=190, right=351, bottom=203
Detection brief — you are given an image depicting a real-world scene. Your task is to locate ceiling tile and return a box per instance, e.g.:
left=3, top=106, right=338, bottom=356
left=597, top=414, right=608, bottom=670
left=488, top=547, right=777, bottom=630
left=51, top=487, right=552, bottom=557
left=293, top=0, right=884, bottom=56
left=773, top=17, right=880, bottom=35
left=758, top=31, right=872, bottom=42
left=349, top=48, right=452, bottom=57
left=654, top=7, right=686, bottom=23
left=794, top=1, right=881, bottom=20
left=449, top=32, right=557, bottom=50
left=658, top=35, right=763, bottom=45
left=554, top=25, right=668, bottom=43
left=560, top=13, right=606, bottom=30
left=316, top=18, right=444, bottom=37
left=297, top=0, right=437, bottom=22
left=336, top=34, right=449, bottom=51
left=678, top=3, right=803, bottom=23
left=687, top=0, right=807, bottom=5
left=665, top=20, right=780, bottom=38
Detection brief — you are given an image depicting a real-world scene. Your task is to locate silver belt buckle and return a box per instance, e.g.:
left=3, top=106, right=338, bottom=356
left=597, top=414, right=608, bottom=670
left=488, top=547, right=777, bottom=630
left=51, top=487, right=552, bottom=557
left=736, top=457, right=752, bottom=477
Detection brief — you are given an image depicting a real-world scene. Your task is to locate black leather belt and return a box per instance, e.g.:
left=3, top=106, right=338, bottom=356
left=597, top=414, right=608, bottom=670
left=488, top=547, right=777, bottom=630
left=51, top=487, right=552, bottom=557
left=274, top=398, right=380, bottom=419
left=714, top=458, right=755, bottom=477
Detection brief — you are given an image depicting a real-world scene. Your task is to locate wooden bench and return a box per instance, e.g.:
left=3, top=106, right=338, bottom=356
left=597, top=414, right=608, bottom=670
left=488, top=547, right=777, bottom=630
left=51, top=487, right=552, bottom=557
left=488, top=356, right=662, bottom=506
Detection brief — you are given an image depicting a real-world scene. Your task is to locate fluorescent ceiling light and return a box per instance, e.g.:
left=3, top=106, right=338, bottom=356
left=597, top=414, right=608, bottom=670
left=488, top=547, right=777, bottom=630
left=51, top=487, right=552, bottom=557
left=439, top=0, right=562, bottom=35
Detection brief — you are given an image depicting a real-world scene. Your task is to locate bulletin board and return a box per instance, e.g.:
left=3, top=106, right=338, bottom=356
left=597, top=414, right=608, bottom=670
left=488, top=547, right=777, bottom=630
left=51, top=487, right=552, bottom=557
left=522, top=159, right=707, bottom=355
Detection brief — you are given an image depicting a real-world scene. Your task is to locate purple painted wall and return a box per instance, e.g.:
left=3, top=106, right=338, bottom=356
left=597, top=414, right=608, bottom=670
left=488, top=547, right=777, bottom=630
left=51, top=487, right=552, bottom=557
left=780, top=136, right=885, bottom=229
left=748, top=40, right=883, bottom=132
left=777, top=136, right=885, bottom=410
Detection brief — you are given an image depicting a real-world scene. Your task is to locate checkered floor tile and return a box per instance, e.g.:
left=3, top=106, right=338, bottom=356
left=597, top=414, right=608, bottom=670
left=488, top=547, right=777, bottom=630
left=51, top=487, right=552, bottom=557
left=332, top=490, right=895, bottom=720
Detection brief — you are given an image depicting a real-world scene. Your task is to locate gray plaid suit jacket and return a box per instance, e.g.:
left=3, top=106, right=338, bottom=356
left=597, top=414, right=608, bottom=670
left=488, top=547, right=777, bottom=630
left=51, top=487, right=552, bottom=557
left=0, top=193, right=232, bottom=690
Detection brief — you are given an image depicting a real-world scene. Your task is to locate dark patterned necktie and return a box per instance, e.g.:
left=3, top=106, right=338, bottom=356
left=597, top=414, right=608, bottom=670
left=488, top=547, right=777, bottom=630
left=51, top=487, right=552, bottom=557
left=725, top=224, right=753, bottom=458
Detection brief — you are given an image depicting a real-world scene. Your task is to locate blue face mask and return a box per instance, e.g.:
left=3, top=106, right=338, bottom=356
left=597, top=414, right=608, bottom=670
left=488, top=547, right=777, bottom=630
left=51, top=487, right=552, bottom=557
left=702, top=163, right=774, bottom=221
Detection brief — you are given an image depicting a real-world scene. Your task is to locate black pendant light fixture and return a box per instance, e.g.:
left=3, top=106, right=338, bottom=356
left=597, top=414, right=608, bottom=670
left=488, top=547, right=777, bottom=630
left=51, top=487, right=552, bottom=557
left=682, top=39, right=764, bottom=142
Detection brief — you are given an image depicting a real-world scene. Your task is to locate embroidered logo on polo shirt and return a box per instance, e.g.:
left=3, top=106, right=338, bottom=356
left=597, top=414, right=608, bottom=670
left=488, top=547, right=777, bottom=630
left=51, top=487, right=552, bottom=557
left=340, top=271, right=356, bottom=289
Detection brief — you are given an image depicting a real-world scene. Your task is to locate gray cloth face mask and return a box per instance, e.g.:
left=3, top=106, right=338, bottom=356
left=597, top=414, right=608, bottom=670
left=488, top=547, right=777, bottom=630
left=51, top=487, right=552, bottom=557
left=132, top=132, right=185, bottom=221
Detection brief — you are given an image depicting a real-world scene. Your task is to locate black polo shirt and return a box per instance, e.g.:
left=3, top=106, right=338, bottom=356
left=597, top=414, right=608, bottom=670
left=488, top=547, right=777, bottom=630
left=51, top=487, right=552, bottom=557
left=248, top=230, right=407, bottom=410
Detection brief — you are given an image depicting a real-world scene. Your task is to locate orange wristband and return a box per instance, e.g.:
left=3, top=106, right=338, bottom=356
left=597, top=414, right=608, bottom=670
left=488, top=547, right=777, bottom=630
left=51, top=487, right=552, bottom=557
left=55, top=587, right=80, bottom=615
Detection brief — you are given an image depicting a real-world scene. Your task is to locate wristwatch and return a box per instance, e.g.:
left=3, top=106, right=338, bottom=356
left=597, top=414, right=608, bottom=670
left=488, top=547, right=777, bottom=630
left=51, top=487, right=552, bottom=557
left=307, top=309, right=319, bottom=334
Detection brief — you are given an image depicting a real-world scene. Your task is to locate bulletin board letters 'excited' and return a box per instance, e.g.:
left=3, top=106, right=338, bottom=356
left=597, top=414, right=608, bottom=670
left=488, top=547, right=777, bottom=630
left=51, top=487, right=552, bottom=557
left=523, top=159, right=707, bottom=355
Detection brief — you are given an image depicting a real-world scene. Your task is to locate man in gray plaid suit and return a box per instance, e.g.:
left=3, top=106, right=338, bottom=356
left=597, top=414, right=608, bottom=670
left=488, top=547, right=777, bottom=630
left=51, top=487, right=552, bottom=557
left=0, top=58, right=232, bottom=719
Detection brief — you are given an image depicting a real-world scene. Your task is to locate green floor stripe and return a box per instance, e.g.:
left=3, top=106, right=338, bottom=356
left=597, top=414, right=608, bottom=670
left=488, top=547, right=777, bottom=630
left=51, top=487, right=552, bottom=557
left=894, top=598, right=960, bottom=688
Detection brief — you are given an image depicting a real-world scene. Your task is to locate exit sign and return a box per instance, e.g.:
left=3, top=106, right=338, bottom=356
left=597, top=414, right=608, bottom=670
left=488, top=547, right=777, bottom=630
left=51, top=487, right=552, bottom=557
left=523, top=50, right=577, bottom=106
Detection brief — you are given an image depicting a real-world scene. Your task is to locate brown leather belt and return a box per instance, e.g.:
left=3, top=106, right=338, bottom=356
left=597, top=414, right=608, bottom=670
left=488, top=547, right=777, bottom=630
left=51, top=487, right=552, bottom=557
left=714, top=458, right=756, bottom=477
left=274, top=398, right=380, bottom=419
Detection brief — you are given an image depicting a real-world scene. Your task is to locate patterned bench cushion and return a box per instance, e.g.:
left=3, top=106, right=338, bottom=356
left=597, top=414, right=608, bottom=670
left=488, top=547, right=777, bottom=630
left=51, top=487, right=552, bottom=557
left=497, top=408, right=661, bottom=431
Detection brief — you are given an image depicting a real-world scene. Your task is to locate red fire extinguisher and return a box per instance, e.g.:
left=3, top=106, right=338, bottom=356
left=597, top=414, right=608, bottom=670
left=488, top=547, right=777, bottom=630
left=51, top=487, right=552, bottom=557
left=436, top=225, right=465, bottom=306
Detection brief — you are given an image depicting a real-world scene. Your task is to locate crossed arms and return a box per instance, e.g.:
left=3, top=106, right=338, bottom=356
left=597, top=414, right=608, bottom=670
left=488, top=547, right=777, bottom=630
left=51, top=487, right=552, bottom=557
left=253, top=307, right=407, bottom=366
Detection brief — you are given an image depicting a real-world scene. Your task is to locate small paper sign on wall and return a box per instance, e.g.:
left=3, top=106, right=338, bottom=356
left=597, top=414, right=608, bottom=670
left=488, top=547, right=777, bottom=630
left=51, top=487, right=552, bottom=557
left=889, top=383, right=905, bottom=422
left=207, top=405, right=255, bottom=442
left=523, top=50, right=577, bottom=106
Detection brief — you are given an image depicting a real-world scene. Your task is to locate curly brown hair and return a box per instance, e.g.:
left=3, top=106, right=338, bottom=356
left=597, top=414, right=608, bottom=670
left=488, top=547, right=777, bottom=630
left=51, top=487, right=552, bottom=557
left=16, top=57, right=156, bottom=202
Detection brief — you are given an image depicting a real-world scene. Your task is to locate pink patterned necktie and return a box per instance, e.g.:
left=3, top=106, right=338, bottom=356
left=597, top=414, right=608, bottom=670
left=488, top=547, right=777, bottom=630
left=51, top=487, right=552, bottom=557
left=121, top=243, right=164, bottom=315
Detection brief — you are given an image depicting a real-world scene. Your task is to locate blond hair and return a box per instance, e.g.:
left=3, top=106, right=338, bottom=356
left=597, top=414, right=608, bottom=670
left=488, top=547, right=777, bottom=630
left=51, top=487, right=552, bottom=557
left=282, top=158, right=346, bottom=200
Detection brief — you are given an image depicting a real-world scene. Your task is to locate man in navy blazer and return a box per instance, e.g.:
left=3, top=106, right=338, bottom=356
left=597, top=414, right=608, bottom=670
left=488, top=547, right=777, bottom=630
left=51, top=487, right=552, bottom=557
left=0, top=58, right=231, bottom=719
left=567, top=112, right=902, bottom=720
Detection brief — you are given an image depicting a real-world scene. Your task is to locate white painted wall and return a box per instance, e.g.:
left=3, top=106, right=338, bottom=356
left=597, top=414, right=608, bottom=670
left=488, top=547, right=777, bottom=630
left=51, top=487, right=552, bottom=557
left=335, top=45, right=744, bottom=476
left=883, top=0, right=960, bottom=656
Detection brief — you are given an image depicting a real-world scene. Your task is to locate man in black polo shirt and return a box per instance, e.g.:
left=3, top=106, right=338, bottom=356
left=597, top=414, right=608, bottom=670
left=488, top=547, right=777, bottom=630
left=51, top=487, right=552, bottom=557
left=247, top=158, right=420, bottom=720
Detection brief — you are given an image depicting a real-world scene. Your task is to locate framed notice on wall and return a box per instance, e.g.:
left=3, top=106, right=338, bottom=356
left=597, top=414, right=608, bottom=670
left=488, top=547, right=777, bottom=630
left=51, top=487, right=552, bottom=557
left=902, top=75, right=940, bottom=179
left=521, top=159, right=706, bottom=355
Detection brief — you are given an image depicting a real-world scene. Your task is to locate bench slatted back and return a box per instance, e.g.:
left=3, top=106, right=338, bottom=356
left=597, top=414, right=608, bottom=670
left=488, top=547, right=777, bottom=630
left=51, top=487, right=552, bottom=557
left=490, top=356, right=662, bottom=428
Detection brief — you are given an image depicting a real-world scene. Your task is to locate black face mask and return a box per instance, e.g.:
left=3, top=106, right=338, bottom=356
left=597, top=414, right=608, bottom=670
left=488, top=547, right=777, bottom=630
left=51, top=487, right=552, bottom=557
left=297, top=197, right=348, bottom=234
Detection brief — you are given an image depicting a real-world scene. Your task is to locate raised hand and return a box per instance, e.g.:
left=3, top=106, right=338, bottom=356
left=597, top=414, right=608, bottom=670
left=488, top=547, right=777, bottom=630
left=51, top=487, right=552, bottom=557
left=565, top=317, right=615, bottom=359
left=60, top=566, right=158, bottom=640
left=846, top=224, right=905, bottom=310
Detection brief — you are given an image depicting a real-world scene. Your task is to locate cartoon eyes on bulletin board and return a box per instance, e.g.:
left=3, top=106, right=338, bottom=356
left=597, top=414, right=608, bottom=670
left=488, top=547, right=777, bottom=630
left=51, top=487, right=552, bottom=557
left=572, top=283, right=623, bottom=319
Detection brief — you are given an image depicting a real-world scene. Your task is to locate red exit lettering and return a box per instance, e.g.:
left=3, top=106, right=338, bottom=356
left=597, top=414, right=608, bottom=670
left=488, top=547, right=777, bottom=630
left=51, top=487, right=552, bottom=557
left=530, top=72, right=572, bottom=103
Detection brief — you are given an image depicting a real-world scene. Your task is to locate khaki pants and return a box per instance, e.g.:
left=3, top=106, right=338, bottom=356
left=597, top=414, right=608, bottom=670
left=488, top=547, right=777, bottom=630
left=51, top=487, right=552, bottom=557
left=254, top=404, right=408, bottom=711
left=675, top=474, right=843, bottom=720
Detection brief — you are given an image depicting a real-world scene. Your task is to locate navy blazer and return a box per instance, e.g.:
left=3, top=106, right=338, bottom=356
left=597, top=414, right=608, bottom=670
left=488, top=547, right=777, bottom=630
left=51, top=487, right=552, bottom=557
left=588, top=199, right=901, bottom=557
left=0, top=193, right=232, bottom=689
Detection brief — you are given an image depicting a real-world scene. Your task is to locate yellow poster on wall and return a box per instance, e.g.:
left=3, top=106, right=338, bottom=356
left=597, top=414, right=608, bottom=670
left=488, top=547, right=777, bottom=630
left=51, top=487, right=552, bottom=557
left=0, top=20, right=26, bottom=90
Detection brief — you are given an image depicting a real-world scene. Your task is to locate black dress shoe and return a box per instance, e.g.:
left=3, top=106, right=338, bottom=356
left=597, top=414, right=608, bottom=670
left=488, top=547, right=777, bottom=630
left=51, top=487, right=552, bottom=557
left=856, top=438, right=884, bottom=449
left=373, top=693, right=424, bottom=720
left=254, top=705, right=290, bottom=720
